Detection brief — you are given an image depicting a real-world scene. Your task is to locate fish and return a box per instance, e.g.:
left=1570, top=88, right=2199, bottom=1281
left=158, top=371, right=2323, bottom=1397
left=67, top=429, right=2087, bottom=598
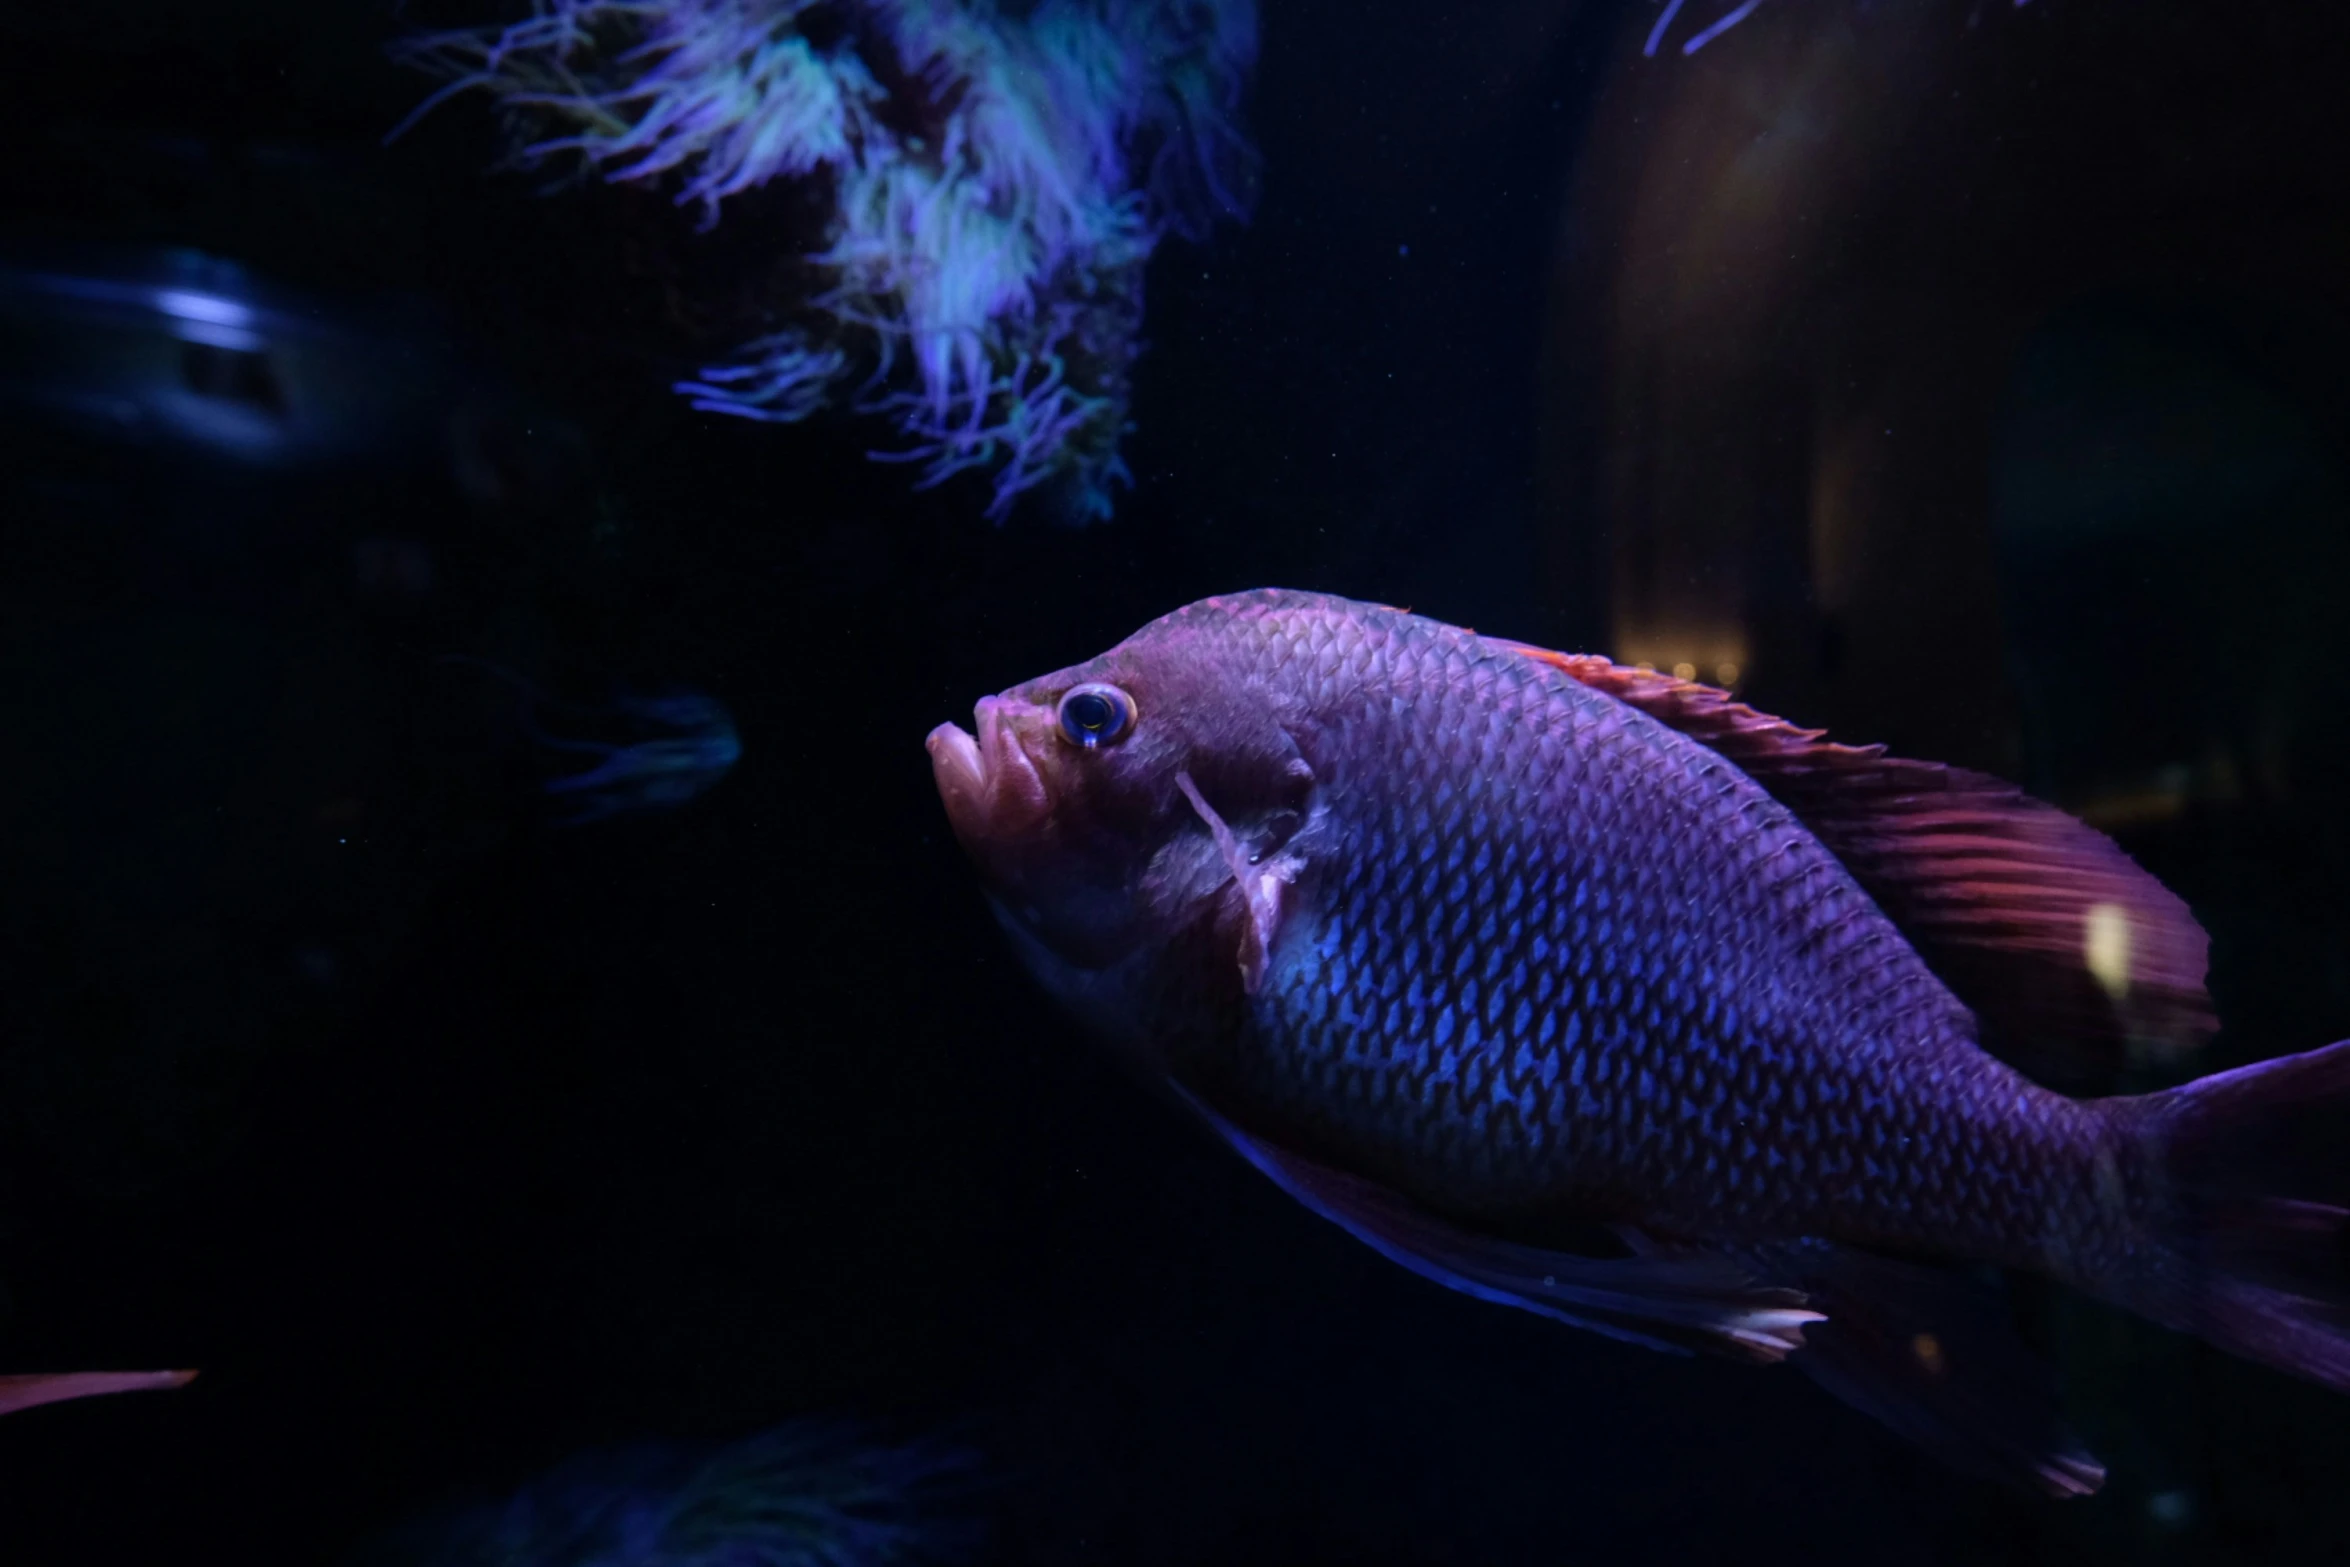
left=925, top=587, right=2350, bottom=1497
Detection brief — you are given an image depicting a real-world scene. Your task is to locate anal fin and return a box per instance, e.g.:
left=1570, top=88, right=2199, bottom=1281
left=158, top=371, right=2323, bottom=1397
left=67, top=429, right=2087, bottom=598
left=1182, top=1091, right=2104, bottom=1493
left=1730, top=1239, right=2106, bottom=1498
left=1180, top=1091, right=1819, bottom=1363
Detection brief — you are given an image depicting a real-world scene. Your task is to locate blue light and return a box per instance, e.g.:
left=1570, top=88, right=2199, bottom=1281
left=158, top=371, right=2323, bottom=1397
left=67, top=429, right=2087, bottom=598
left=152, top=290, right=254, bottom=329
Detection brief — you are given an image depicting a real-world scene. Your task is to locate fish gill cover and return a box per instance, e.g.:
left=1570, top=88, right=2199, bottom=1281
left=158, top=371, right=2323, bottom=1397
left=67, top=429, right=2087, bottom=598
left=395, top=0, right=1259, bottom=523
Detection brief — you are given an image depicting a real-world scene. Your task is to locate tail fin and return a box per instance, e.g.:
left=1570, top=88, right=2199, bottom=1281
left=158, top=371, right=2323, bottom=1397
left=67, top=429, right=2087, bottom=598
left=2110, top=1040, right=2350, bottom=1389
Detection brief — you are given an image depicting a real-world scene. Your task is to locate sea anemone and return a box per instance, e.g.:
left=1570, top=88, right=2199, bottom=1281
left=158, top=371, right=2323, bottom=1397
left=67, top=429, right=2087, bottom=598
left=396, top=0, right=1258, bottom=522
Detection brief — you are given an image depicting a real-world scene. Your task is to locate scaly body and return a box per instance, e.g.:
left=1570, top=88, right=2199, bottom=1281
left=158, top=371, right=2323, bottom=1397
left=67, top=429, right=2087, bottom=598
left=1219, top=615, right=2125, bottom=1275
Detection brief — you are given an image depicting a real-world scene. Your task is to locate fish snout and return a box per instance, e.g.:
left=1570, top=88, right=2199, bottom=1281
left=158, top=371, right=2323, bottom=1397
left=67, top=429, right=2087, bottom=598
left=926, top=695, right=1052, bottom=845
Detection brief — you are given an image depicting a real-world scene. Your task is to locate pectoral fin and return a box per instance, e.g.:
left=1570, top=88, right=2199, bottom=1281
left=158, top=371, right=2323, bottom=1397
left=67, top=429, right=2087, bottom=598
left=1174, top=771, right=1296, bottom=994
left=1179, top=1090, right=1819, bottom=1362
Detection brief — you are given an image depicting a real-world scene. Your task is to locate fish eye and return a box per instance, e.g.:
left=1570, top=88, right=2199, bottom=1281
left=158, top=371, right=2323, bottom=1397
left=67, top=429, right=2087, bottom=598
left=1057, top=683, right=1135, bottom=749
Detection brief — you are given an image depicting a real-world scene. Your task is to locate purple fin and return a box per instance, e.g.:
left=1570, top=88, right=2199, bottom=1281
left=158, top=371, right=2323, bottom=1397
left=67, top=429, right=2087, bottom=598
left=1177, top=1090, right=1820, bottom=1362
left=1726, top=1240, right=2104, bottom=1498
left=2114, top=1039, right=2350, bottom=1392
left=0, top=1369, right=197, bottom=1418
left=1496, top=644, right=2215, bottom=1081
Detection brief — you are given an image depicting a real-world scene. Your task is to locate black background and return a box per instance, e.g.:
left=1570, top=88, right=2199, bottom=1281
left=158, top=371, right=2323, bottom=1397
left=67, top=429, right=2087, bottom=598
left=2, top=0, right=2349, bottom=1562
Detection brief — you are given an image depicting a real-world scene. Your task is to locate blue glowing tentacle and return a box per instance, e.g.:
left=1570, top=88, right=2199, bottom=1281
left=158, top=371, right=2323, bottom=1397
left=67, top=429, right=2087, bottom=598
left=1643, top=0, right=1692, bottom=58
left=675, top=336, right=853, bottom=422
left=1681, top=0, right=1771, bottom=55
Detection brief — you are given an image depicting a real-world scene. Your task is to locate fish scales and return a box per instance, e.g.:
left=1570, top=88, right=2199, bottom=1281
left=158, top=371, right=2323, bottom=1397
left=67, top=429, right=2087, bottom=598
left=1202, top=600, right=2099, bottom=1263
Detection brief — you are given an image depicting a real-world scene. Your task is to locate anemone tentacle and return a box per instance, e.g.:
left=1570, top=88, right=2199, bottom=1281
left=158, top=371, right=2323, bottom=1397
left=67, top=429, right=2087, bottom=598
left=397, top=0, right=1257, bottom=522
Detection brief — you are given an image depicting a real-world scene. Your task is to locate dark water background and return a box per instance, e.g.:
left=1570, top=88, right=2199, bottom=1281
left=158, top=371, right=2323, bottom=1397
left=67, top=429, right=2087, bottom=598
left=2, top=0, right=2349, bottom=1561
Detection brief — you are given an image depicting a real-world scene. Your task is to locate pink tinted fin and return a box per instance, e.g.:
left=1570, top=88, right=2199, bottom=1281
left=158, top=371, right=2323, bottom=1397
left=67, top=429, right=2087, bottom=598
left=1497, top=643, right=2215, bottom=1080
left=0, top=1369, right=198, bottom=1418
left=1175, top=771, right=1296, bottom=995
left=1175, top=1089, right=1819, bottom=1362
left=2111, top=1039, right=2350, bottom=1394
left=1721, top=1239, right=2104, bottom=1497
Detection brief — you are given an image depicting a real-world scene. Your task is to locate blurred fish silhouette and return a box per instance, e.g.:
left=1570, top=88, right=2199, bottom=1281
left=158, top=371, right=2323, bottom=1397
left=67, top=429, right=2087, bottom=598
left=0, top=243, right=460, bottom=469
left=444, top=659, right=741, bottom=827
left=352, top=1420, right=978, bottom=1567
left=928, top=589, right=2350, bottom=1496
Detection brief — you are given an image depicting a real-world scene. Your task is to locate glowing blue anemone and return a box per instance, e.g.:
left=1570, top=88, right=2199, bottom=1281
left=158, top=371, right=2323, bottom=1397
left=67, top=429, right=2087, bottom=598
left=396, top=0, right=1258, bottom=523
left=360, top=1421, right=979, bottom=1567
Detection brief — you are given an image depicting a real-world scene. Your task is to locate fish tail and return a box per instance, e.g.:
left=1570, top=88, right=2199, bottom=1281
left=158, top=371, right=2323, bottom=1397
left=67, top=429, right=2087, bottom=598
left=2099, top=1039, right=2350, bottom=1389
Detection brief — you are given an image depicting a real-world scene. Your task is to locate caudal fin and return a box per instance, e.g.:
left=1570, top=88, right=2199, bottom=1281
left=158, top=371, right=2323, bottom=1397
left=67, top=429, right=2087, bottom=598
left=2111, top=1040, right=2350, bottom=1389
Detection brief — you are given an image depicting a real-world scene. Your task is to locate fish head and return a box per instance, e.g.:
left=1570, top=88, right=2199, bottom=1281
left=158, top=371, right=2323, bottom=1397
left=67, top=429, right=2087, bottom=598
left=926, top=597, right=1321, bottom=986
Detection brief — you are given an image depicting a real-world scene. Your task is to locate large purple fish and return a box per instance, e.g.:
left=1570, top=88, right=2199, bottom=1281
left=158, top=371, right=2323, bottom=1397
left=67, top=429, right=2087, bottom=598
left=926, top=589, right=2350, bottom=1494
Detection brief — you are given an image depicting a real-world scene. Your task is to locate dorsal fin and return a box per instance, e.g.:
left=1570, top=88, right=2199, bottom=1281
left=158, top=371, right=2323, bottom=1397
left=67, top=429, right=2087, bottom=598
left=1496, top=643, right=2215, bottom=1084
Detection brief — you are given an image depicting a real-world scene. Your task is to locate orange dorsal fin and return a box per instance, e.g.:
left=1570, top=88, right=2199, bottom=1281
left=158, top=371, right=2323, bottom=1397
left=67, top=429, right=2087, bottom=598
left=1498, top=643, right=2215, bottom=1083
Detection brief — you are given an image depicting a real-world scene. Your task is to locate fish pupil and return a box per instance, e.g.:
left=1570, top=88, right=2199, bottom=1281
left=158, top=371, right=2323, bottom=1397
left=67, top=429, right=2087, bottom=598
left=1059, top=686, right=1128, bottom=747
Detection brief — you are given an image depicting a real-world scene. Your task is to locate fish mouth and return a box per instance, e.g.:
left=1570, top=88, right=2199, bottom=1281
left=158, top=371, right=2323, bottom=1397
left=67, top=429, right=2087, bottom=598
left=926, top=695, right=1052, bottom=844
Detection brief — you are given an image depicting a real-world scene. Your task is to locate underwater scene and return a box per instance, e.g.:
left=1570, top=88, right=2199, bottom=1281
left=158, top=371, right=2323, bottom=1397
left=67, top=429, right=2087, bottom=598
left=4, top=0, right=2349, bottom=1561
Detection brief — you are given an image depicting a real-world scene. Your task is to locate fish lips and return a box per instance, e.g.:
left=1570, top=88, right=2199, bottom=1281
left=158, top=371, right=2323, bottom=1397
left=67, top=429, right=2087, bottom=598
left=927, top=694, right=1054, bottom=851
